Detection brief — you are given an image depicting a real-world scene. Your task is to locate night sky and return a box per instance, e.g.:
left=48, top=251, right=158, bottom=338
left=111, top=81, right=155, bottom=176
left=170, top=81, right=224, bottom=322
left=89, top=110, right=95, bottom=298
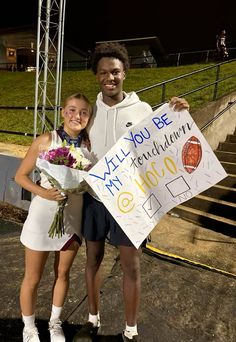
left=1, top=0, right=235, bottom=53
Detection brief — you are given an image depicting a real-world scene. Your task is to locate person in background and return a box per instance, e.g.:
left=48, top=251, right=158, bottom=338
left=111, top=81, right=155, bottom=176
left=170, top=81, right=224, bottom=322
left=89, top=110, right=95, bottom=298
left=73, top=42, right=190, bottom=342
left=15, top=93, right=92, bottom=342
left=216, top=29, right=229, bottom=60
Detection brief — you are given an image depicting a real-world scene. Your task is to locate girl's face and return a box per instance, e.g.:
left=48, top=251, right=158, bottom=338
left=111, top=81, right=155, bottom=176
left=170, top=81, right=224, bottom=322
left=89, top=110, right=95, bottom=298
left=61, top=98, right=91, bottom=137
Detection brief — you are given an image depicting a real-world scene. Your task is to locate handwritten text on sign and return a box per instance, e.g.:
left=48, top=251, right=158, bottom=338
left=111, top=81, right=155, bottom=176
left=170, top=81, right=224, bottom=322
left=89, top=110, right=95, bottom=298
left=85, top=104, right=227, bottom=248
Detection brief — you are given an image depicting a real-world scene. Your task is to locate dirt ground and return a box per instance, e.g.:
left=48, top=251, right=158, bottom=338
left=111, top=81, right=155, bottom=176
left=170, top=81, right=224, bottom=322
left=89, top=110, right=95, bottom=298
left=0, top=201, right=28, bottom=224
left=0, top=142, right=29, bottom=158
left=0, top=212, right=235, bottom=342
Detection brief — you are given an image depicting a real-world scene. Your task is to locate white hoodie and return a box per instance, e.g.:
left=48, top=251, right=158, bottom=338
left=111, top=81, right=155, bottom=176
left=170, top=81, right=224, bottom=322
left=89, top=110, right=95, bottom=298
left=88, top=91, right=153, bottom=162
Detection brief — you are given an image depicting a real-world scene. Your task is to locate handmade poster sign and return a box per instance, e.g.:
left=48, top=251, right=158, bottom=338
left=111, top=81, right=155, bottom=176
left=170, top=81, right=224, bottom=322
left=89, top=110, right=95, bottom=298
left=84, top=103, right=227, bottom=248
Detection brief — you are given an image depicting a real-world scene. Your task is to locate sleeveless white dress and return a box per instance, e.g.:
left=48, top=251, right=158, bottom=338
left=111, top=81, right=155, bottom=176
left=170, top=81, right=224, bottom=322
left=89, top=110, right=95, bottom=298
left=20, top=131, right=84, bottom=251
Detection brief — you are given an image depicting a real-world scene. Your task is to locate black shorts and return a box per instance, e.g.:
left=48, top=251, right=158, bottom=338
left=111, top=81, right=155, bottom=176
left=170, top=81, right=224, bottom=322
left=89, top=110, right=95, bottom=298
left=81, top=192, right=134, bottom=247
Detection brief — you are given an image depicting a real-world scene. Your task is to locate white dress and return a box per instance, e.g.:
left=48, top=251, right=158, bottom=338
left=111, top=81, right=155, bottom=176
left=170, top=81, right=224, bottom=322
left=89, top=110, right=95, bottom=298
left=20, top=131, right=83, bottom=251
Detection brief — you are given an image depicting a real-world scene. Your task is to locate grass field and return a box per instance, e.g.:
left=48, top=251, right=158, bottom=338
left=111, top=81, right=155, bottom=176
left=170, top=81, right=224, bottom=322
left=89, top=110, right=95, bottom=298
left=1, top=60, right=236, bottom=145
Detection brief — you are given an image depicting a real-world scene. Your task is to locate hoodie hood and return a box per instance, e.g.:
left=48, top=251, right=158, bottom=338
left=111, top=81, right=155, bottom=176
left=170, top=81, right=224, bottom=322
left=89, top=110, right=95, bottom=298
left=88, top=91, right=153, bottom=161
left=96, top=91, right=141, bottom=109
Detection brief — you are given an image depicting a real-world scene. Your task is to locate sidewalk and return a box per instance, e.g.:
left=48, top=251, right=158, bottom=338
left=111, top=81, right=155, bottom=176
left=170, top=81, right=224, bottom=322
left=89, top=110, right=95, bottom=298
left=0, top=213, right=235, bottom=342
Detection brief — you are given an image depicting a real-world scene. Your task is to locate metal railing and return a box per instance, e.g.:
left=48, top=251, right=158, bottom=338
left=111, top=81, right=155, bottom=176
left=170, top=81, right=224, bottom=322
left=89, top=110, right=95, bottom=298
left=0, top=58, right=236, bottom=138
left=135, top=58, right=236, bottom=110
left=200, top=98, right=236, bottom=131
left=0, top=106, right=54, bottom=138
left=167, top=47, right=236, bottom=67
left=1, top=47, right=236, bottom=72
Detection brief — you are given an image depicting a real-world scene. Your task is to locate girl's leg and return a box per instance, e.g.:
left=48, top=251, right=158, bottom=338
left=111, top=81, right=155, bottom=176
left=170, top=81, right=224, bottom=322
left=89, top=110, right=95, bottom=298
left=20, top=248, right=48, bottom=341
left=51, top=241, right=79, bottom=309
left=49, top=241, right=79, bottom=341
left=20, top=248, right=49, bottom=316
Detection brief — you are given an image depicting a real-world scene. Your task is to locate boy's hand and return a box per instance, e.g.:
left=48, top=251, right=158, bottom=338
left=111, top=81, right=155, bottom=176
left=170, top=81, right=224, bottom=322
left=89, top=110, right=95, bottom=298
left=169, top=96, right=190, bottom=112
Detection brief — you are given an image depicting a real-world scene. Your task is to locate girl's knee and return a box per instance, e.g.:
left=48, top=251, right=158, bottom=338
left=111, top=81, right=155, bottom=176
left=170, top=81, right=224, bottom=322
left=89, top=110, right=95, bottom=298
left=56, top=267, right=70, bottom=281
left=23, top=274, right=41, bottom=288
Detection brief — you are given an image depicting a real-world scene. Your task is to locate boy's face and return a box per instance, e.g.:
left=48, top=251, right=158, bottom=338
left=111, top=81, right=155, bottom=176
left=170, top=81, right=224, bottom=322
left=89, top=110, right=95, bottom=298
left=96, top=57, right=126, bottom=103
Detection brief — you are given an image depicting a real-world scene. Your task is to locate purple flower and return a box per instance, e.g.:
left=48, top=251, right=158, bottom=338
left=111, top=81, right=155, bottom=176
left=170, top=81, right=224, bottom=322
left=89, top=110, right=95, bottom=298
left=39, top=147, right=76, bottom=168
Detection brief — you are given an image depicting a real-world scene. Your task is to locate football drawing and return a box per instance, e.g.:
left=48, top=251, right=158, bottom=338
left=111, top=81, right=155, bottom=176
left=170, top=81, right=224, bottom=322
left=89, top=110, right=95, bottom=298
left=182, top=136, right=202, bottom=173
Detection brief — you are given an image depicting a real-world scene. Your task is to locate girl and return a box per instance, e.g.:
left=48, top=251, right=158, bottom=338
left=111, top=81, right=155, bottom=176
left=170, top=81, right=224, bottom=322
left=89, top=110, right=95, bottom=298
left=15, top=93, right=92, bottom=342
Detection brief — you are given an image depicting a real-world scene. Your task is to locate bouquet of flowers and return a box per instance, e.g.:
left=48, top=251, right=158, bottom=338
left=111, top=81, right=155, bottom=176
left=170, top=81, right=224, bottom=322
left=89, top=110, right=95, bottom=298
left=36, top=142, right=93, bottom=238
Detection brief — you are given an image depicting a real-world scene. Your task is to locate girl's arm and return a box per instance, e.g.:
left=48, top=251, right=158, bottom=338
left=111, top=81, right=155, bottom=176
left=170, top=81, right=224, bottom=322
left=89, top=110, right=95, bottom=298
left=15, top=133, right=65, bottom=201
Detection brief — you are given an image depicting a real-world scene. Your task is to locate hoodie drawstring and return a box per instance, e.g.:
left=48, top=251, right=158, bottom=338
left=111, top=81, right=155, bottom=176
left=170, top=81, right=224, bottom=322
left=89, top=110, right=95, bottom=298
left=113, top=108, right=118, bottom=143
left=104, top=110, right=108, bottom=146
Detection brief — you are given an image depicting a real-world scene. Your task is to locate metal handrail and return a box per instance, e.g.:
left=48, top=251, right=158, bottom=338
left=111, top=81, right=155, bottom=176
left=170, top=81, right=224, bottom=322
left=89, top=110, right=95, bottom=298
left=135, top=58, right=236, bottom=109
left=200, top=99, right=236, bottom=132
left=1, top=59, right=236, bottom=138
left=168, top=47, right=236, bottom=66
left=136, top=62, right=223, bottom=93
left=0, top=106, right=54, bottom=137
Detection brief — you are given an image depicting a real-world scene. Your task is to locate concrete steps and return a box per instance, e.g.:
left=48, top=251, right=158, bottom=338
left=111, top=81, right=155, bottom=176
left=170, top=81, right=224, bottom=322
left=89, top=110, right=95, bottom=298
left=172, top=205, right=236, bottom=237
left=215, top=150, right=236, bottom=163
left=218, top=142, right=236, bottom=152
left=171, top=129, right=236, bottom=237
left=218, top=173, right=236, bottom=188
left=202, top=184, right=236, bottom=202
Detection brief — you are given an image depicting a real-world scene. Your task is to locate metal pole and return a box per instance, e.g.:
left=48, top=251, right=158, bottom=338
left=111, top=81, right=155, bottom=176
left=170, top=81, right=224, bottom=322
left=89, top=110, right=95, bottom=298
left=54, top=0, right=66, bottom=127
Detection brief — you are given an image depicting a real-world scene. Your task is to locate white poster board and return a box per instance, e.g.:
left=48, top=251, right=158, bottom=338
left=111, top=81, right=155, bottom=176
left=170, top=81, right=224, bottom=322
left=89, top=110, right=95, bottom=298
left=85, top=104, right=227, bottom=248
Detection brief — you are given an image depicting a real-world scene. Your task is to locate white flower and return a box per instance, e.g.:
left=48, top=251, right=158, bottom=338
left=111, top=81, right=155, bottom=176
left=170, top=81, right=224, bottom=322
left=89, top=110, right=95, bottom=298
left=69, top=145, right=92, bottom=170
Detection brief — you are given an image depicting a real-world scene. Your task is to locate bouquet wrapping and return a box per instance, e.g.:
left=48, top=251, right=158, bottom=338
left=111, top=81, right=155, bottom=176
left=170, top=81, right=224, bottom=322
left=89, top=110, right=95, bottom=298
left=36, top=144, right=93, bottom=238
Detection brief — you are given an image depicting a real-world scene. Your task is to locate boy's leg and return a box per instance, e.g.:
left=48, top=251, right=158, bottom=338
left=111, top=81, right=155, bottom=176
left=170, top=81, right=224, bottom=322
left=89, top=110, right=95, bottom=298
left=85, top=240, right=105, bottom=316
left=119, top=245, right=141, bottom=325
left=73, top=240, right=104, bottom=341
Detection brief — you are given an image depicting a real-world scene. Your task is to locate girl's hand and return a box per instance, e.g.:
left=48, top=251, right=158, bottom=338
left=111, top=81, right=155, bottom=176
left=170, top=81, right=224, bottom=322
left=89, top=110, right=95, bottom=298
left=39, top=187, right=67, bottom=201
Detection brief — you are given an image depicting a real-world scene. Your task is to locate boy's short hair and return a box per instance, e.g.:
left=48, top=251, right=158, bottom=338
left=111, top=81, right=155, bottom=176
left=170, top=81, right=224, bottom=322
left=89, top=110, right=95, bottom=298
left=91, top=42, right=130, bottom=74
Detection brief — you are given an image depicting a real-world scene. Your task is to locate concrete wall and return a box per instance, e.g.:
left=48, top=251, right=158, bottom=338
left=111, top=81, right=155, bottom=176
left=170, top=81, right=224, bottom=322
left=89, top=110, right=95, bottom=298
left=0, top=155, right=30, bottom=210
left=191, top=91, right=236, bottom=150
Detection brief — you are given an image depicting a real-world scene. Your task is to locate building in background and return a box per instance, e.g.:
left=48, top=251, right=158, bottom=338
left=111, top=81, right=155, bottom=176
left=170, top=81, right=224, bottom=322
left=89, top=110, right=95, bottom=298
left=96, top=36, right=166, bottom=68
left=0, top=26, right=36, bottom=71
left=0, top=26, right=89, bottom=71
